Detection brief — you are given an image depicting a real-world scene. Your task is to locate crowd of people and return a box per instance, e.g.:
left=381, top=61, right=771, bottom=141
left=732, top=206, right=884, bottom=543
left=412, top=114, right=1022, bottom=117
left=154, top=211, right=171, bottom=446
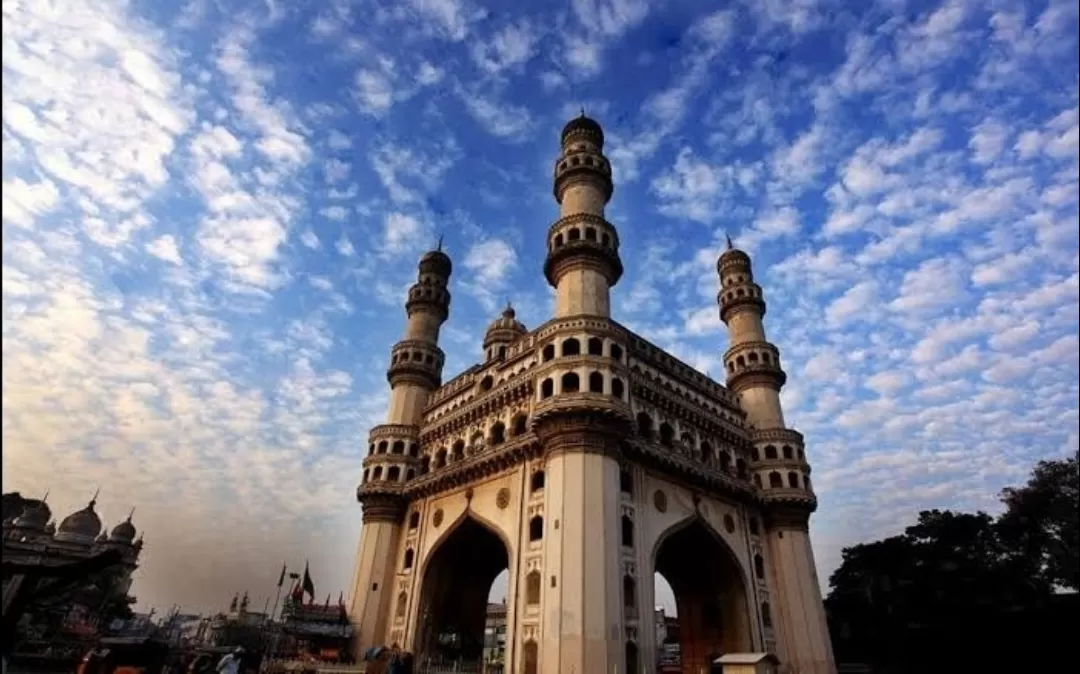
left=360, top=644, right=414, bottom=674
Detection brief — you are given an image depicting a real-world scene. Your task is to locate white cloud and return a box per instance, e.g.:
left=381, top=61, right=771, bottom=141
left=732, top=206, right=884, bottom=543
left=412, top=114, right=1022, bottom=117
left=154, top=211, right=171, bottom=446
left=969, top=119, right=1009, bottom=164
left=826, top=280, right=879, bottom=328
left=146, top=234, right=183, bottom=265
left=382, top=212, right=426, bottom=256
left=2, top=177, right=61, bottom=228
left=462, top=238, right=518, bottom=311
left=470, top=19, right=539, bottom=74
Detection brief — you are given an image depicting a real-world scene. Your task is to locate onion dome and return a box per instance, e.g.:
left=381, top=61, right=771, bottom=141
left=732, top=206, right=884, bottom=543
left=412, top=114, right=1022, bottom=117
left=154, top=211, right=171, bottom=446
left=12, top=501, right=50, bottom=530
left=55, top=497, right=103, bottom=543
left=483, top=304, right=528, bottom=357
left=419, top=237, right=452, bottom=278
left=561, top=112, right=604, bottom=146
left=717, top=233, right=751, bottom=274
left=110, top=511, right=137, bottom=543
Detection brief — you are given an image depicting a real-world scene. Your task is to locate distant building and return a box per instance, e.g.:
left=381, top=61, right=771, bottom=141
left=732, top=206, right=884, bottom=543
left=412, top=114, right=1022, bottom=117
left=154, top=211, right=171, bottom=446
left=654, top=609, right=681, bottom=673
left=482, top=601, right=508, bottom=669
left=206, top=592, right=270, bottom=651
left=266, top=583, right=352, bottom=663
left=2, top=492, right=142, bottom=645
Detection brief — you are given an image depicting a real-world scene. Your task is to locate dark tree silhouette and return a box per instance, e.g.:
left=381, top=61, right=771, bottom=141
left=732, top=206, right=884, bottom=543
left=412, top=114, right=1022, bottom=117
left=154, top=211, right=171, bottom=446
left=997, top=449, right=1079, bottom=591
left=826, top=453, right=1079, bottom=673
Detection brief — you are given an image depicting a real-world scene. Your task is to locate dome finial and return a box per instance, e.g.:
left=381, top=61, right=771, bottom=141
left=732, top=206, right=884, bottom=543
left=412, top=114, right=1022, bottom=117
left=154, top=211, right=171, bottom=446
left=89, top=487, right=100, bottom=507
left=127, top=506, right=136, bottom=522
left=436, top=233, right=444, bottom=252
left=726, top=233, right=734, bottom=250
left=580, top=105, right=586, bottom=118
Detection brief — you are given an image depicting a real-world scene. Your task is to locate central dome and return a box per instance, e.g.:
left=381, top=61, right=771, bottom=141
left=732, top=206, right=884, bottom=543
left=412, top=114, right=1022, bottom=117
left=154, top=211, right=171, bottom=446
left=55, top=499, right=103, bottom=543
left=483, top=305, right=527, bottom=356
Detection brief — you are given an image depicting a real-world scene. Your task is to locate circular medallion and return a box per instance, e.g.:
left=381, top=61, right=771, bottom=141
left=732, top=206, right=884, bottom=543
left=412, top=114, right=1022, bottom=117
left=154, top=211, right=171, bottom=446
left=496, top=488, right=511, bottom=510
left=653, top=489, right=667, bottom=513
left=724, top=514, right=736, bottom=534
left=432, top=509, right=444, bottom=527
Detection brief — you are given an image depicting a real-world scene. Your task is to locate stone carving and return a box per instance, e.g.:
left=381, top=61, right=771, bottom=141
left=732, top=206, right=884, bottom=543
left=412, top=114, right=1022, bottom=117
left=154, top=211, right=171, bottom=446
left=724, top=513, right=736, bottom=533
left=653, top=489, right=668, bottom=512
left=432, top=508, right=444, bottom=527
left=496, top=487, right=510, bottom=509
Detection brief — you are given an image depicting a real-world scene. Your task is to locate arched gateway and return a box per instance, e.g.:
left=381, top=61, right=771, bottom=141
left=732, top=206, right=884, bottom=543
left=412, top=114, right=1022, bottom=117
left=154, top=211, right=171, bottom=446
left=653, top=518, right=754, bottom=674
left=347, top=115, right=837, bottom=674
left=414, top=516, right=510, bottom=667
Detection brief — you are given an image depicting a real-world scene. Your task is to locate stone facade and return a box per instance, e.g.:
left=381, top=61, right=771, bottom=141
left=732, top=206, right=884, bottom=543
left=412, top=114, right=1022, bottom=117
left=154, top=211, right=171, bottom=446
left=347, top=116, right=836, bottom=674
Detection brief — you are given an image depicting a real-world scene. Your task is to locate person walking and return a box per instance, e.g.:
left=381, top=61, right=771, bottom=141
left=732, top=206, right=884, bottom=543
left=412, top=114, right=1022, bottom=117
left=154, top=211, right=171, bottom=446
left=386, top=644, right=404, bottom=674
left=216, top=648, right=243, bottom=674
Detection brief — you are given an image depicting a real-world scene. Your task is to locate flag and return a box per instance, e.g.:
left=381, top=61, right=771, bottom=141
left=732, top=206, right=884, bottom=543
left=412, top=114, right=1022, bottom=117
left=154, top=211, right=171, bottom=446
left=290, top=580, right=303, bottom=602
left=302, top=562, right=315, bottom=602
left=277, top=563, right=287, bottom=588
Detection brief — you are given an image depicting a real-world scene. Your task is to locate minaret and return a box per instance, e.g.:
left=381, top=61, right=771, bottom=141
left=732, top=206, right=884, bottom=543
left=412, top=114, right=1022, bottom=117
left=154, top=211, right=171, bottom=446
left=534, top=115, right=632, bottom=674
left=544, top=113, right=623, bottom=317
left=717, top=241, right=836, bottom=674
left=349, top=245, right=452, bottom=657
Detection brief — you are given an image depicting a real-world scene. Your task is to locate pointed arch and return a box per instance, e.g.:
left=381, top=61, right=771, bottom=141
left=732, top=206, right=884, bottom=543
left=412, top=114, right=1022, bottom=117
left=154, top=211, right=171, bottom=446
left=417, top=509, right=515, bottom=582
left=651, top=514, right=756, bottom=665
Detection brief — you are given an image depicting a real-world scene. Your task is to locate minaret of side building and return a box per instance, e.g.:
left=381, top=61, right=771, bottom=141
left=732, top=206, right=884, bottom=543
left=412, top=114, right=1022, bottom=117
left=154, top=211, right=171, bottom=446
left=348, top=246, right=452, bottom=657
left=717, top=241, right=837, bottom=674
left=544, top=114, right=623, bottom=317
left=534, top=115, right=630, bottom=674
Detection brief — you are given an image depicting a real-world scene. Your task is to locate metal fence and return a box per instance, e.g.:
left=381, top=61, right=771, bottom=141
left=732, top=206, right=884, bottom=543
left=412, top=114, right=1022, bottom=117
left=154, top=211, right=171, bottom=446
left=413, top=660, right=503, bottom=674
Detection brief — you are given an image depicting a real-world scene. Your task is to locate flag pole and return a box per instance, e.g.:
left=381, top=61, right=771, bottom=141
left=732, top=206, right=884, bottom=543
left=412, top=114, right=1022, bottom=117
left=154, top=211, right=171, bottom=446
left=270, top=563, right=287, bottom=623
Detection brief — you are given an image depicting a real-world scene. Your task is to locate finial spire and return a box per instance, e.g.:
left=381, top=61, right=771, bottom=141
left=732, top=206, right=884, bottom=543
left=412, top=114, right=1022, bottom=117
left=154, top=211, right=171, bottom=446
left=580, top=105, right=586, bottom=118
left=127, top=506, right=136, bottom=521
left=726, top=233, right=734, bottom=250
left=436, top=233, right=444, bottom=252
left=89, top=487, right=100, bottom=506
left=41, top=488, right=50, bottom=503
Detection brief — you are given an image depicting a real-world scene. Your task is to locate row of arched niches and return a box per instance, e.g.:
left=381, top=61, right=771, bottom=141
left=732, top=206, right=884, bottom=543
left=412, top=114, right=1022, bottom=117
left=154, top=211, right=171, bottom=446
left=362, top=330, right=814, bottom=497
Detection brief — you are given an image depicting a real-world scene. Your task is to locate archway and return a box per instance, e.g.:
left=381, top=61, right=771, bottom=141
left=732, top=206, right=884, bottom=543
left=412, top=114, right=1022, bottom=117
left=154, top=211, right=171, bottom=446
left=415, top=517, right=510, bottom=668
left=653, top=518, right=752, bottom=674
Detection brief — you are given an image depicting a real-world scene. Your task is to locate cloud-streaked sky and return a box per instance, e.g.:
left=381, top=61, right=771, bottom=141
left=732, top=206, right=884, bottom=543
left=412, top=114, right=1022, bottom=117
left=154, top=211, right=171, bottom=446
left=3, top=0, right=1078, bottom=616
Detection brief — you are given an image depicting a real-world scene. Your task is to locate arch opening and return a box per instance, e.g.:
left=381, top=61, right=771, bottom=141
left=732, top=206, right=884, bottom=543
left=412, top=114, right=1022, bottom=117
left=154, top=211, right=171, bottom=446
left=653, top=519, right=752, bottom=674
left=415, top=517, right=510, bottom=667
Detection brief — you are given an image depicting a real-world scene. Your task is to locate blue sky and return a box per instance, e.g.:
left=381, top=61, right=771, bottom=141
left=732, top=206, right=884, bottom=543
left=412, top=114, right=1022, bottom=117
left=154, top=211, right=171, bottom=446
left=2, top=0, right=1077, bottom=616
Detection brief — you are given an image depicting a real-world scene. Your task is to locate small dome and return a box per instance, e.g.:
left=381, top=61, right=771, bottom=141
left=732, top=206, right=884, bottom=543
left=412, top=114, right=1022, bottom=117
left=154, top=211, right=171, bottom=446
left=717, top=235, right=751, bottom=274
left=419, top=248, right=452, bottom=278
left=483, top=305, right=527, bottom=350
left=56, top=498, right=103, bottom=542
left=12, top=505, right=49, bottom=531
left=561, top=113, right=604, bottom=145
left=110, top=516, right=136, bottom=543
left=12, top=502, right=50, bottom=530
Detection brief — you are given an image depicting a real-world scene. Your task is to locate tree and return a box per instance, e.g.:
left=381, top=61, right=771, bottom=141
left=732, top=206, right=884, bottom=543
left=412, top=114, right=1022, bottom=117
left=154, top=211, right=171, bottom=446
left=997, top=449, right=1079, bottom=591
left=825, top=453, right=1079, bottom=671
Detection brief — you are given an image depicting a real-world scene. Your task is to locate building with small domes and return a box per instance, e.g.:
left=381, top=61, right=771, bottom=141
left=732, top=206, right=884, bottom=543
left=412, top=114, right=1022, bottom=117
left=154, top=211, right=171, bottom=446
left=2, top=492, right=143, bottom=637
left=347, top=115, right=836, bottom=674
